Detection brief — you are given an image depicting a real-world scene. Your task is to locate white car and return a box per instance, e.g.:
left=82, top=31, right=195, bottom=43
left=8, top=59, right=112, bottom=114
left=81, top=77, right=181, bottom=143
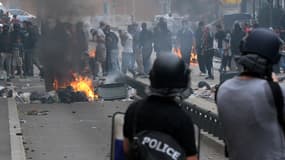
left=8, top=9, right=36, bottom=22
left=0, top=2, right=7, bottom=13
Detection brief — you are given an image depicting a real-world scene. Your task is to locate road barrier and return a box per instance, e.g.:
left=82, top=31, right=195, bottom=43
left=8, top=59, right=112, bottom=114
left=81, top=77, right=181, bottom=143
left=121, top=75, right=224, bottom=141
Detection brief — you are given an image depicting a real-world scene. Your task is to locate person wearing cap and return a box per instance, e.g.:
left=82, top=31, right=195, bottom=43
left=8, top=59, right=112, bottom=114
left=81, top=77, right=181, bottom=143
left=216, top=28, right=285, bottom=160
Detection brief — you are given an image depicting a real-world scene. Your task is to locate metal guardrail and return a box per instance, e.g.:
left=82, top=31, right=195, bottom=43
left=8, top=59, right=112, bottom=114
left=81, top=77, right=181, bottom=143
left=121, top=75, right=224, bottom=140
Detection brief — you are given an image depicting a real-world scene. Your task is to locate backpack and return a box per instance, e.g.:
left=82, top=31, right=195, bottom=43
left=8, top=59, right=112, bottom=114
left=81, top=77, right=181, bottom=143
left=267, top=81, right=285, bottom=134
left=128, top=104, right=186, bottom=160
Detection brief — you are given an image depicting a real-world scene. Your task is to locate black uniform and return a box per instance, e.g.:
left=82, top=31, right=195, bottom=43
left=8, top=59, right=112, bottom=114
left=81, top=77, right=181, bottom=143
left=123, top=96, right=197, bottom=157
left=139, top=29, right=153, bottom=73
left=177, top=28, right=194, bottom=66
left=195, top=27, right=206, bottom=74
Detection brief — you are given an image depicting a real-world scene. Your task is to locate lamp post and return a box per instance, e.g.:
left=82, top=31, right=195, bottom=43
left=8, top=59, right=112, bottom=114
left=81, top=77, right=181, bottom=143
left=268, top=0, right=273, bottom=27
left=253, top=0, right=256, bottom=19
left=132, top=0, right=135, bottom=22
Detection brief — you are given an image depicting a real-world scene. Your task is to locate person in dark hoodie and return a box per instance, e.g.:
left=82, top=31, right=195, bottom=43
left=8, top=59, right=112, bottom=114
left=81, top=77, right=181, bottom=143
left=10, top=23, right=24, bottom=77
left=154, top=18, right=172, bottom=56
left=231, top=22, right=245, bottom=70
left=23, top=21, right=37, bottom=76
left=139, top=22, right=153, bottom=74
left=195, top=21, right=207, bottom=76
left=105, top=25, right=120, bottom=74
left=0, top=25, right=11, bottom=73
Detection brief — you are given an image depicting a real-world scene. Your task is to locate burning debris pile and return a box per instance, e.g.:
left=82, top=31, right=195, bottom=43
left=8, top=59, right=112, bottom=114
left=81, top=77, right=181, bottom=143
left=53, top=73, right=98, bottom=103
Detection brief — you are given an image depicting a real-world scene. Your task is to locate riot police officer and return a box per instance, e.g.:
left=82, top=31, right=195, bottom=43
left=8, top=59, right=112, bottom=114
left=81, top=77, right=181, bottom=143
left=216, top=28, right=285, bottom=160
left=123, top=54, right=198, bottom=160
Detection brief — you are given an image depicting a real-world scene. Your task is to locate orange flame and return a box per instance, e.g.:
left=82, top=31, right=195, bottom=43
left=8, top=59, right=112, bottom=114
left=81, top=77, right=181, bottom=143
left=70, top=73, right=98, bottom=101
left=173, top=48, right=182, bottom=59
left=53, top=79, right=59, bottom=90
left=53, top=73, right=98, bottom=101
left=89, top=49, right=96, bottom=58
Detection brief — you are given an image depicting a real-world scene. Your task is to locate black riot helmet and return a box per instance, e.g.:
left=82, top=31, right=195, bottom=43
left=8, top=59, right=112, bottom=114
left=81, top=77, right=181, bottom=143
left=150, top=54, right=190, bottom=90
left=240, top=28, right=282, bottom=64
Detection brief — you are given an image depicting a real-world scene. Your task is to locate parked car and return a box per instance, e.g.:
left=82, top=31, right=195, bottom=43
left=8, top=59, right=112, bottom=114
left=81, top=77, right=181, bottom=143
left=8, top=9, right=36, bottom=22
left=0, top=2, right=6, bottom=12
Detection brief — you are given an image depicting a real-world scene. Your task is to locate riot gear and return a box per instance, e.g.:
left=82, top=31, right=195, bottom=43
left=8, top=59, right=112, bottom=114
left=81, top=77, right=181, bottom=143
left=240, top=28, right=282, bottom=64
left=150, top=54, right=190, bottom=89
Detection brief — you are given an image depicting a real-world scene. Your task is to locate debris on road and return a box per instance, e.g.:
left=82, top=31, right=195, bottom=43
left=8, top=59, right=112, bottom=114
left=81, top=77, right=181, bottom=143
left=26, top=110, right=49, bottom=116
left=57, top=86, right=89, bottom=103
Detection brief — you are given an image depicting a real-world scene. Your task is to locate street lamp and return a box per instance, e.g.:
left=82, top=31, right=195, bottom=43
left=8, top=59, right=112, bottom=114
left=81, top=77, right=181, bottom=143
left=132, top=0, right=135, bottom=22
left=253, top=0, right=256, bottom=19
left=268, top=0, right=273, bottom=27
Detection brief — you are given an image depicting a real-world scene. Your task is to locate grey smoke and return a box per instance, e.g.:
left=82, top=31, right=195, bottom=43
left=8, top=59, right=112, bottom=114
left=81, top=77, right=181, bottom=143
left=36, top=0, right=97, bottom=19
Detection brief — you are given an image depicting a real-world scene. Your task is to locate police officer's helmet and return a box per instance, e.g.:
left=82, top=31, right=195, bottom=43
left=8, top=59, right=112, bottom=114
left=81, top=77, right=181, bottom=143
left=150, top=54, right=190, bottom=89
left=240, top=28, right=282, bottom=64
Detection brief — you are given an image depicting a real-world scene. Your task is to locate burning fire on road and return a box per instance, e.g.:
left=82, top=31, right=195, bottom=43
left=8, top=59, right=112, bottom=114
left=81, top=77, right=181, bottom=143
left=173, top=48, right=182, bottom=58
left=173, top=47, right=198, bottom=65
left=53, top=73, right=98, bottom=101
left=88, top=49, right=96, bottom=58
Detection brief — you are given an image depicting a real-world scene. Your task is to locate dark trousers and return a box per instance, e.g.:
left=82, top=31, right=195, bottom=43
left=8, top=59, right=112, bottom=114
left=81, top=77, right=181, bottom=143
left=142, top=47, right=153, bottom=74
left=220, top=55, right=231, bottom=71
left=89, top=57, right=96, bottom=77
left=181, top=49, right=191, bottom=66
left=106, top=50, right=111, bottom=74
left=204, top=52, right=214, bottom=77
left=197, top=53, right=206, bottom=73
left=24, top=49, right=34, bottom=76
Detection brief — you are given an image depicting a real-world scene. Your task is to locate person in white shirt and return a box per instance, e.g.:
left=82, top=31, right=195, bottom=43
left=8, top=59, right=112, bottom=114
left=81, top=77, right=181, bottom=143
left=95, top=22, right=107, bottom=76
left=119, top=29, right=135, bottom=76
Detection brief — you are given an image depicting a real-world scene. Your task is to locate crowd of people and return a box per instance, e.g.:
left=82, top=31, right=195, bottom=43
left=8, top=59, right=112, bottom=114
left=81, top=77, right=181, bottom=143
left=90, top=17, right=285, bottom=81
left=0, top=14, right=282, bottom=83
left=0, top=13, right=38, bottom=79
left=91, top=19, right=174, bottom=78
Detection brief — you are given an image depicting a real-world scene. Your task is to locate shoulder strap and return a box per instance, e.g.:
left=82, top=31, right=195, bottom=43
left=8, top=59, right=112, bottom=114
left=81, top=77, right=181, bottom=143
left=268, top=81, right=285, bottom=134
left=132, top=101, right=143, bottom=139
left=215, top=85, right=220, bottom=104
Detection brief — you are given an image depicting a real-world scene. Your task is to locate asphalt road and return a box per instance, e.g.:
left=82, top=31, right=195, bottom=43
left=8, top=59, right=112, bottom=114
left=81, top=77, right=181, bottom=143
left=18, top=101, right=130, bottom=160
left=0, top=98, right=11, bottom=160
left=17, top=100, right=227, bottom=160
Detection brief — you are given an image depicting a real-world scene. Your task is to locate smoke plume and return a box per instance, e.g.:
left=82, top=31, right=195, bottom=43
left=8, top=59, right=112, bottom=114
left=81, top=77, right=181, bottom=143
left=36, top=0, right=97, bottom=20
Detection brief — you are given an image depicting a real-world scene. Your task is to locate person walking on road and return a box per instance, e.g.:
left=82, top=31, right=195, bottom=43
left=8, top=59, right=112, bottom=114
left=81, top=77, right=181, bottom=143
left=154, top=19, right=172, bottom=56
left=139, top=22, right=153, bottom=74
left=177, top=20, right=195, bottom=67
left=195, top=21, right=207, bottom=76
left=105, top=25, right=120, bottom=74
left=119, top=29, right=135, bottom=76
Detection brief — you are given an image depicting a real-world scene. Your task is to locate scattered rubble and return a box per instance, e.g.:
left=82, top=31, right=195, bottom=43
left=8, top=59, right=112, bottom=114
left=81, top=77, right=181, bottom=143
left=198, top=81, right=211, bottom=90
left=0, top=85, right=13, bottom=98
left=57, top=86, right=89, bottom=103
left=13, top=77, right=137, bottom=104
left=193, top=81, right=217, bottom=100
left=0, top=70, right=7, bottom=80
left=26, top=110, right=49, bottom=116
